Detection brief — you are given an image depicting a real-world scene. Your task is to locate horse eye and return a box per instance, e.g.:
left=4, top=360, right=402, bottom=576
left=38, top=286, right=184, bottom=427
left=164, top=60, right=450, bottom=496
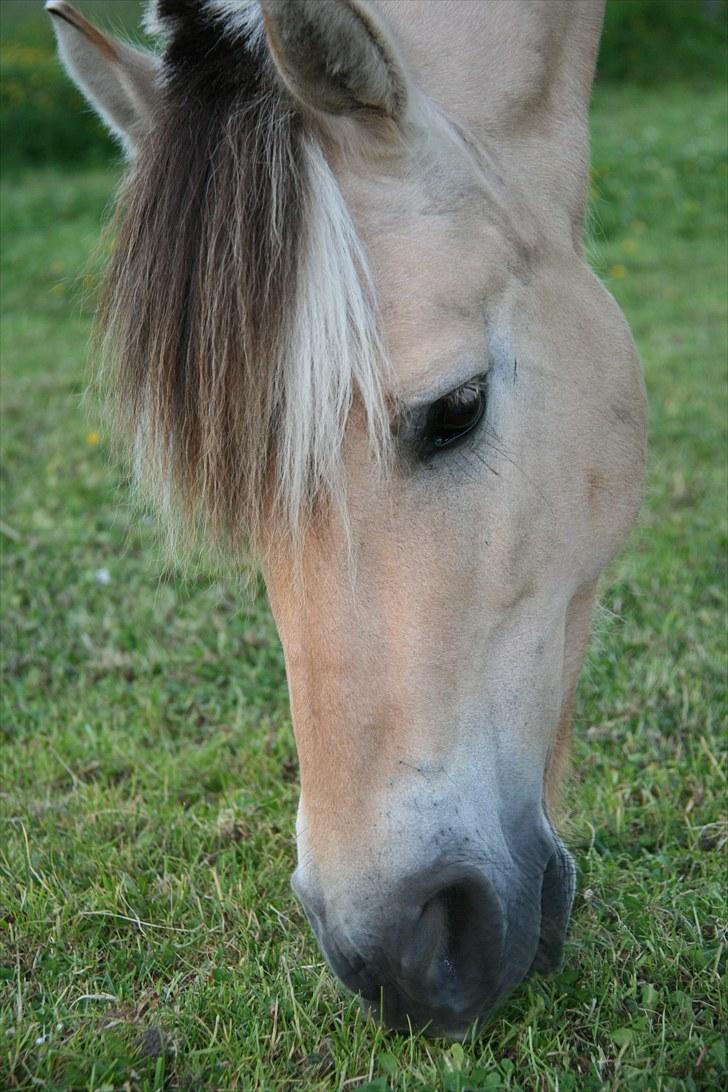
left=424, top=378, right=487, bottom=453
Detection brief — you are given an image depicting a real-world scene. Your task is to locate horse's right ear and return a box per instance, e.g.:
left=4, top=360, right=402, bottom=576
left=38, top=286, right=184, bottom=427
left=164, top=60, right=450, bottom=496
left=46, top=1, right=161, bottom=155
left=260, top=0, right=408, bottom=125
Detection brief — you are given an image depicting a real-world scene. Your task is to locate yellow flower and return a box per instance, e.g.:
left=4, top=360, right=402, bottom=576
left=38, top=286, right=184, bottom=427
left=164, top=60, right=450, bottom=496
left=609, top=264, right=627, bottom=280
left=86, top=431, right=101, bottom=446
left=621, top=238, right=638, bottom=254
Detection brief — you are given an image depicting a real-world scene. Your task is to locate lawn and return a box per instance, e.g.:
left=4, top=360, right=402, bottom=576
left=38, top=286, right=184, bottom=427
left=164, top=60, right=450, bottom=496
left=1, top=69, right=726, bottom=1092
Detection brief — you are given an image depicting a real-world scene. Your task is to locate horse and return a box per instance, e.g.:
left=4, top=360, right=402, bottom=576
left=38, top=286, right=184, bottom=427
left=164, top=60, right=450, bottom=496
left=48, top=0, right=646, bottom=1037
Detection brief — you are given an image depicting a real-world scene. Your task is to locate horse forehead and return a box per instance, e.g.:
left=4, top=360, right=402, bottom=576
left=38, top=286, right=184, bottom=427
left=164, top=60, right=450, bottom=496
left=338, top=164, right=533, bottom=389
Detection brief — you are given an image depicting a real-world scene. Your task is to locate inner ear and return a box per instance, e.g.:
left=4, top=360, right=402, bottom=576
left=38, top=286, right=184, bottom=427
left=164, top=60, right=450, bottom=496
left=260, top=0, right=407, bottom=120
left=47, top=0, right=160, bottom=154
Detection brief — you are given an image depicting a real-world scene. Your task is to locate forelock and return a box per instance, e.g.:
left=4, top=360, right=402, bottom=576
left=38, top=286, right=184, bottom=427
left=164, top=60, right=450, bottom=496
left=101, top=0, right=390, bottom=564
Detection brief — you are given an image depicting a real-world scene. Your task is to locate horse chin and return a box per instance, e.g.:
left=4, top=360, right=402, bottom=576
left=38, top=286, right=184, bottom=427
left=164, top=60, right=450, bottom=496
left=357, top=971, right=524, bottom=1040
left=359, top=994, right=487, bottom=1041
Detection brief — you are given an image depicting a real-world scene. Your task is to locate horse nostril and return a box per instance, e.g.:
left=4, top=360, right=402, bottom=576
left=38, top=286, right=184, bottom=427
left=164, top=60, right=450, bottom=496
left=439, top=883, right=477, bottom=962
left=397, top=869, right=506, bottom=1013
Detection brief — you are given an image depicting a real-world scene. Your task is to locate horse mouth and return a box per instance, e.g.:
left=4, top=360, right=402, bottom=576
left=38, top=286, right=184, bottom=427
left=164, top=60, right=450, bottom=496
left=296, top=833, right=576, bottom=1038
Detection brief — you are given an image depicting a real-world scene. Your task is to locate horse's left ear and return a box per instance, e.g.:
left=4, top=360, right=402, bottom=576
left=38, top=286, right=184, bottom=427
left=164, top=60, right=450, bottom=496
left=46, top=1, right=161, bottom=155
left=260, top=0, right=408, bottom=123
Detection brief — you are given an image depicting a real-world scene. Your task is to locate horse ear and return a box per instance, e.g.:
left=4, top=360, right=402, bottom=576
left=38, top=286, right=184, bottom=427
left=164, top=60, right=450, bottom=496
left=260, top=0, right=408, bottom=122
left=46, top=1, right=161, bottom=154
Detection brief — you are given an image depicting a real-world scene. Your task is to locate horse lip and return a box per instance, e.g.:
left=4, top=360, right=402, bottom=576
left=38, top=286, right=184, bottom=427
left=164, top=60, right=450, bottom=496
left=357, top=963, right=508, bottom=1038
left=529, top=840, right=576, bottom=975
left=359, top=993, right=483, bottom=1039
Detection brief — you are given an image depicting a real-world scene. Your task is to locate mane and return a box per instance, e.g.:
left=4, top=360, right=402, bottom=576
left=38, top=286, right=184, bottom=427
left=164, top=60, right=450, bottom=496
left=99, top=0, right=390, bottom=560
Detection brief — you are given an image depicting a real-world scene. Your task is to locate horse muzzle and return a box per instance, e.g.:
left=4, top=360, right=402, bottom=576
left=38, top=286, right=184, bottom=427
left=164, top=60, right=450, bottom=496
left=292, top=833, right=575, bottom=1037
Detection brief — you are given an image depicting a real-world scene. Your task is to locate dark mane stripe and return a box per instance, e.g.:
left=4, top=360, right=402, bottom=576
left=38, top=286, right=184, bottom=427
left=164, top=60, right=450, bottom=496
left=100, top=0, right=305, bottom=551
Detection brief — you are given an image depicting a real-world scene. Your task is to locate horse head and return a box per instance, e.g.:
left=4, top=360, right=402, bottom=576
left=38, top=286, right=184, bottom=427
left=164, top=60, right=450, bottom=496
left=49, top=0, right=646, bottom=1035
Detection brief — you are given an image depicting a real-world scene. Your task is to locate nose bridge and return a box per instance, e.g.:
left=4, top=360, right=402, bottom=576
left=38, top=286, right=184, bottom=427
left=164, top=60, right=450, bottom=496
left=267, top=538, right=442, bottom=838
left=284, top=602, right=562, bottom=838
left=288, top=614, right=559, bottom=844
left=292, top=682, right=560, bottom=901
left=267, top=514, right=566, bottom=873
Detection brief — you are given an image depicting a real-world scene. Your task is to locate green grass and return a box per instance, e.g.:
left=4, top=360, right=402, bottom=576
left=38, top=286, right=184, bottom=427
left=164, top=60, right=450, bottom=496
left=598, top=0, right=727, bottom=84
left=1, top=80, right=726, bottom=1091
